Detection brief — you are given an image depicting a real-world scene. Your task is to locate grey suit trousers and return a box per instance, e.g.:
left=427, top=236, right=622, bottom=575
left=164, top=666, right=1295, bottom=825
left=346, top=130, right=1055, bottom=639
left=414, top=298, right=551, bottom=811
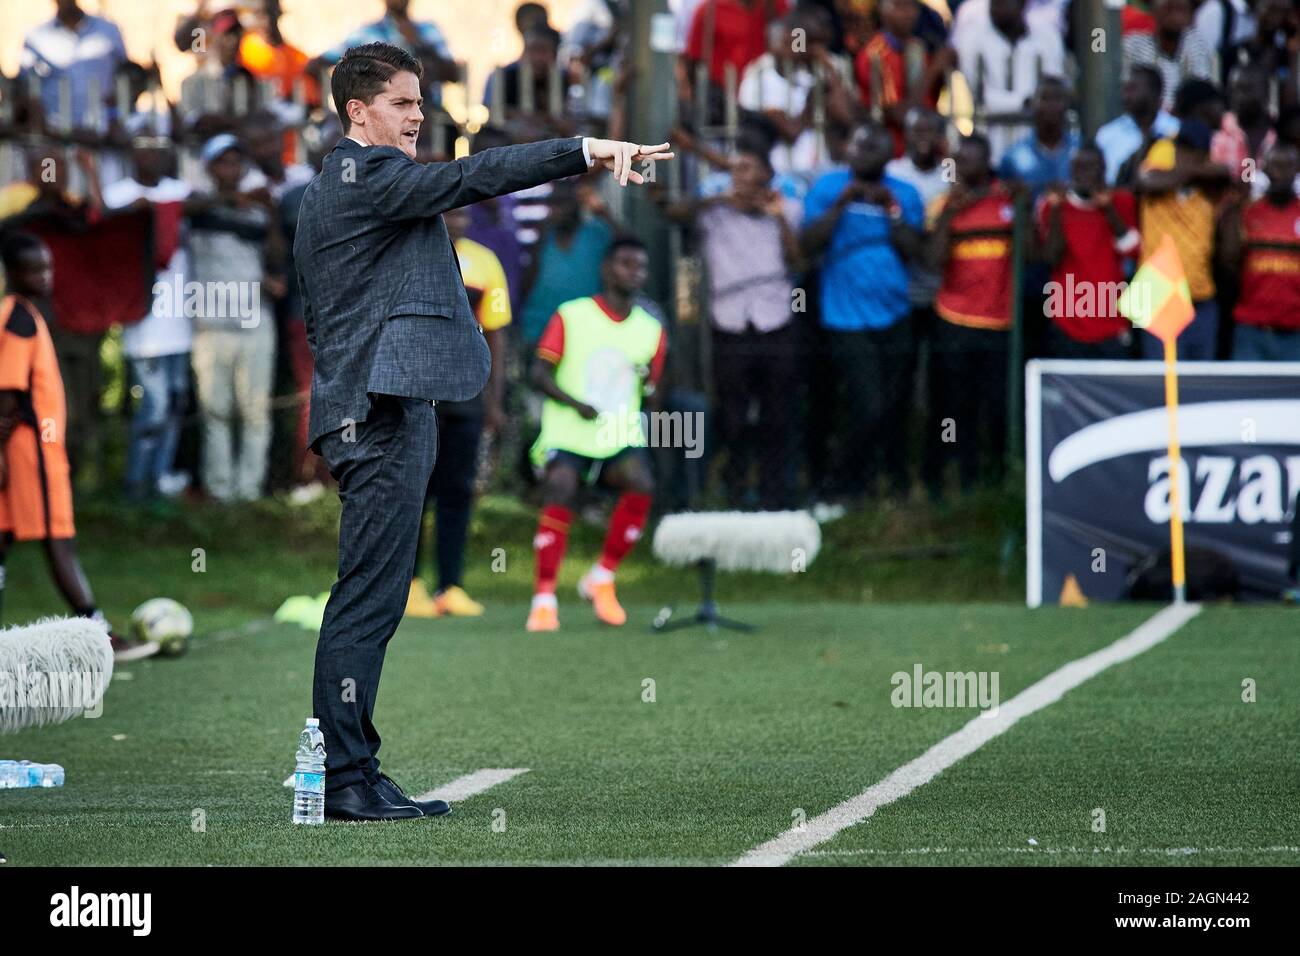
left=313, top=393, right=438, bottom=791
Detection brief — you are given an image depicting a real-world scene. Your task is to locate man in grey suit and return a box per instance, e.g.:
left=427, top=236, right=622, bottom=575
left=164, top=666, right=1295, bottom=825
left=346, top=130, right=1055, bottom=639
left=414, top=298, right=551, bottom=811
left=294, top=41, right=671, bottom=821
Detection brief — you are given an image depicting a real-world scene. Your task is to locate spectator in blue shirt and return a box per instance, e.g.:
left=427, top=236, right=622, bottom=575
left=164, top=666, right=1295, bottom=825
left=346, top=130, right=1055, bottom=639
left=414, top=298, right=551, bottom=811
left=801, top=121, right=925, bottom=501
left=20, top=1, right=127, bottom=132
left=997, top=76, right=1081, bottom=201
left=1095, top=65, right=1180, bottom=185
left=518, top=178, right=615, bottom=345
left=308, top=0, right=458, bottom=106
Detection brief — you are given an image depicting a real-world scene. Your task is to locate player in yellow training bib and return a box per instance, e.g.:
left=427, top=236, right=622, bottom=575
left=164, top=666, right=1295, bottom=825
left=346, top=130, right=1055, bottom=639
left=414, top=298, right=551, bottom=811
left=526, top=236, right=667, bottom=632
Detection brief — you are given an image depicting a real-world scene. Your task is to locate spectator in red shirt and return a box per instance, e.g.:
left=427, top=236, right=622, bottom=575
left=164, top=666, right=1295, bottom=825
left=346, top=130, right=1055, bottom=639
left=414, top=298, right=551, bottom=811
left=855, top=0, right=937, bottom=156
left=679, top=0, right=788, bottom=122
left=1221, top=143, right=1300, bottom=360
left=926, top=133, right=1017, bottom=495
left=1039, top=142, right=1141, bottom=358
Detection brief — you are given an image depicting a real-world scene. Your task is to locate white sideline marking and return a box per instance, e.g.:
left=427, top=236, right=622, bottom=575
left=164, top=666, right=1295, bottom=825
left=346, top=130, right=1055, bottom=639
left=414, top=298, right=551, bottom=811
left=801, top=845, right=1300, bottom=859
left=732, top=602, right=1202, bottom=867
left=415, top=768, right=530, bottom=803
left=282, top=767, right=531, bottom=798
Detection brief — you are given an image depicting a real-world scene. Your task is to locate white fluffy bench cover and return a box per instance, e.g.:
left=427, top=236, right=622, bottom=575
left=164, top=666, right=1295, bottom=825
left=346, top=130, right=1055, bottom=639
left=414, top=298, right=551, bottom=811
left=652, top=511, right=821, bottom=573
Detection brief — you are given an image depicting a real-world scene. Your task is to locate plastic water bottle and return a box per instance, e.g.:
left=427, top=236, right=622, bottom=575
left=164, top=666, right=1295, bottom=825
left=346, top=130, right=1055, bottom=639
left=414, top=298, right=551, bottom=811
left=0, top=760, right=63, bottom=788
left=292, top=718, right=326, bottom=825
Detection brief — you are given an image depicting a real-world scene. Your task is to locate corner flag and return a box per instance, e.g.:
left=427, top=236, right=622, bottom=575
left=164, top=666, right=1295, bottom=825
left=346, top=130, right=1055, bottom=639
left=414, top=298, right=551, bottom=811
left=1117, top=233, right=1196, bottom=342
left=1118, top=233, right=1194, bottom=604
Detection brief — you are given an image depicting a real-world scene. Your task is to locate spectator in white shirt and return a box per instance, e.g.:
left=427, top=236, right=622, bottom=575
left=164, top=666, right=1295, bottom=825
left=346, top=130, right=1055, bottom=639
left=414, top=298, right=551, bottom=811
left=885, top=109, right=951, bottom=317
left=1122, top=0, right=1216, bottom=111
left=947, top=0, right=1066, bottom=162
left=737, top=10, right=853, bottom=177
left=1194, top=0, right=1257, bottom=83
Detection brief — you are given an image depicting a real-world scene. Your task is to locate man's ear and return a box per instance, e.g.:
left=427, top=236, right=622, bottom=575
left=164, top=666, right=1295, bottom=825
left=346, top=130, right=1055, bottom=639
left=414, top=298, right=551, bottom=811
left=347, top=100, right=365, bottom=130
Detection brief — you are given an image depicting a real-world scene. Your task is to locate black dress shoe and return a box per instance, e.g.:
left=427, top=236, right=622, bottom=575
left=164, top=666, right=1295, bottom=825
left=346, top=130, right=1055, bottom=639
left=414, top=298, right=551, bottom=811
left=324, top=782, right=423, bottom=821
left=374, top=773, right=452, bottom=817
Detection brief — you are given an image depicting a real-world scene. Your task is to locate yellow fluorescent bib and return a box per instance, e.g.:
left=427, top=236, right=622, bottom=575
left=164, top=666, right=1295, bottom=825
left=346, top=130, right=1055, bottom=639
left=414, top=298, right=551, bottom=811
left=532, top=296, right=662, bottom=463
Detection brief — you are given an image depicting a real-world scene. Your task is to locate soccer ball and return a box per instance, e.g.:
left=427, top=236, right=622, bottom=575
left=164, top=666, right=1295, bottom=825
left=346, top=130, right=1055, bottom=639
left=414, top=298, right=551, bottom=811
left=130, top=598, right=193, bottom=657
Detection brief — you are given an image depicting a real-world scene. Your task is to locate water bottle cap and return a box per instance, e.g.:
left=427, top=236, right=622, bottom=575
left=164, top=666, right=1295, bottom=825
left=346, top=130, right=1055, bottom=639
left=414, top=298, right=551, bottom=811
left=306, top=718, right=319, bottom=727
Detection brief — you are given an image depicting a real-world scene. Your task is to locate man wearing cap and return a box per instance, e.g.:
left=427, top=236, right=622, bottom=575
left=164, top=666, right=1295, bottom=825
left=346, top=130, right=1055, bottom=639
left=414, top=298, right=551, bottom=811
left=178, top=8, right=259, bottom=142
left=185, top=133, right=285, bottom=503
left=294, top=41, right=672, bottom=822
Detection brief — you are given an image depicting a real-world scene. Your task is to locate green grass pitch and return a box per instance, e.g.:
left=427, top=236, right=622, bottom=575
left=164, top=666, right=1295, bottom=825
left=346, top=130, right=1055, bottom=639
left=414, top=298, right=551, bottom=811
left=2, top=496, right=1296, bottom=865
left=3, top=596, right=1295, bottom=867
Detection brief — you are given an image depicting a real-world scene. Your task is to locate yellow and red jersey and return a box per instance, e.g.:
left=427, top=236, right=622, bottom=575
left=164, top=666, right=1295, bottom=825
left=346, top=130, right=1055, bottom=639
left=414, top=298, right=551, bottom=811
left=855, top=31, right=935, bottom=155
left=935, top=184, right=1016, bottom=331
left=1236, top=196, right=1300, bottom=332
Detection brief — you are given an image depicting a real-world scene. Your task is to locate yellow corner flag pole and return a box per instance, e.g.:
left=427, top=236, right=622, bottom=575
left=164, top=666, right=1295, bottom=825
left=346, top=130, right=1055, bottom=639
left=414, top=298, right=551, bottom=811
left=1119, top=232, right=1194, bottom=605
left=1162, top=336, right=1187, bottom=605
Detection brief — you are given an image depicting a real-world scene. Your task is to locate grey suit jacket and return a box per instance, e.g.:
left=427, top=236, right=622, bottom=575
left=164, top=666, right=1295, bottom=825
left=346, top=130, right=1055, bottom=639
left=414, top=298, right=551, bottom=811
left=293, top=136, right=590, bottom=448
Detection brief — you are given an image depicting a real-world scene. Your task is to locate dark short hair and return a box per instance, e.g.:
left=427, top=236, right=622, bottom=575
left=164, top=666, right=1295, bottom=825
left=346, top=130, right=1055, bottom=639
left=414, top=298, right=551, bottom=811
left=850, top=118, right=892, bottom=144
left=736, top=115, right=778, bottom=154
left=960, top=132, right=992, bottom=160
left=734, top=141, right=774, bottom=175
left=905, top=108, right=946, bottom=133
left=331, top=42, right=423, bottom=131
left=515, top=2, right=549, bottom=30
left=1074, top=140, right=1105, bottom=162
left=241, top=108, right=282, bottom=132
left=1, top=230, right=46, bottom=274
left=1035, top=74, right=1071, bottom=97
left=523, top=25, right=561, bottom=49
left=1130, top=65, right=1164, bottom=102
left=1173, top=77, right=1224, bottom=119
left=604, top=235, right=647, bottom=262
left=1277, top=105, right=1300, bottom=143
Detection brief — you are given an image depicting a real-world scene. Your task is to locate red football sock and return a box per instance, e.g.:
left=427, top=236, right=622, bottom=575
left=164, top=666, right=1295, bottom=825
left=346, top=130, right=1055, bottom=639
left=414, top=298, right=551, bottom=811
left=599, top=492, right=652, bottom=572
left=534, top=505, right=572, bottom=594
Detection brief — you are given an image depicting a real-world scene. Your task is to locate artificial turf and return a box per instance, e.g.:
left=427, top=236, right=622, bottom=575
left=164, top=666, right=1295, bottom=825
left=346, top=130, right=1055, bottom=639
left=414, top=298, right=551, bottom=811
left=793, top=605, right=1300, bottom=867
left=3, top=494, right=1294, bottom=866
left=11, top=600, right=1282, bottom=867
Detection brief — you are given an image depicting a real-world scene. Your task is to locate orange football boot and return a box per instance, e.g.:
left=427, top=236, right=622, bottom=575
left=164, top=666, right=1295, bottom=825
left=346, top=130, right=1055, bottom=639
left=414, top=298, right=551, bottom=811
left=578, top=572, right=627, bottom=626
left=526, top=595, right=560, bottom=632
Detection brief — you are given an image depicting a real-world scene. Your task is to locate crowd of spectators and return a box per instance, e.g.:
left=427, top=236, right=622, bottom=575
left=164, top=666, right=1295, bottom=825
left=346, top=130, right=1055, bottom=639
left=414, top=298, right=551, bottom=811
left=3, top=0, right=1300, bottom=515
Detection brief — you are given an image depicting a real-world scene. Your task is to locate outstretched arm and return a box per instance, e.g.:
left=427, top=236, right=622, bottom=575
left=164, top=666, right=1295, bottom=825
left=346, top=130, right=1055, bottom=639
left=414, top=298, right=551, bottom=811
left=363, top=138, right=674, bottom=221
